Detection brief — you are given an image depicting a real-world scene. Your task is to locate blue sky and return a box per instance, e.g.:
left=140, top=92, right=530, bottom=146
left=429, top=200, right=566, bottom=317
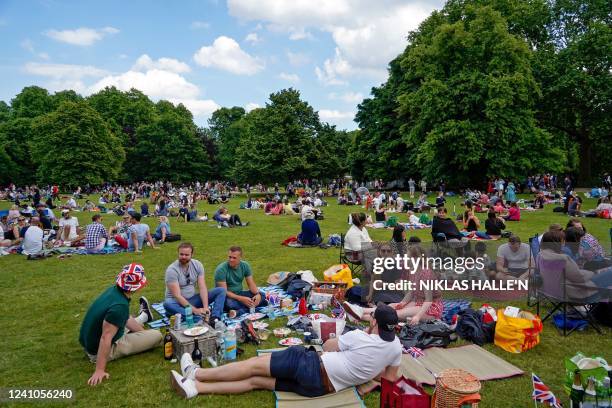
left=0, top=0, right=443, bottom=130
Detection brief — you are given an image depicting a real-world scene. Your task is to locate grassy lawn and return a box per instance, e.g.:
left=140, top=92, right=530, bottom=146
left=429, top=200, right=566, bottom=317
left=1, top=194, right=610, bottom=407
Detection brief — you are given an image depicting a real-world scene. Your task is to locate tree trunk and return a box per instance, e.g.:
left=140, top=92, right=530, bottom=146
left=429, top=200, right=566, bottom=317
left=577, top=138, right=592, bottom=186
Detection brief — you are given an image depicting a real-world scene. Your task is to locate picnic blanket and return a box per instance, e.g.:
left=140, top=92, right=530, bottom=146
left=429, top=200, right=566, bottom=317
left=257, top=348, right=364, bottom=408
left=400, top=344, right=524, bottom=385
left=275, top=388, right=364, bottom=408
left=441, top=299, right=471, bottom=324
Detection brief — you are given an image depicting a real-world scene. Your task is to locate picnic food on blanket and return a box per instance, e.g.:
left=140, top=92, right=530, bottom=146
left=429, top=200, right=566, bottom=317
left=273, top=327, right=291, bottom=338
left=247, top=312, right=266, bottom=321
left=279, top=337, right=303, bottom=346
left=183, top=326, right=208, bottom=336
left=256, top=328, right=270, bottom=341
left=252, top=321, right=269, bottom=330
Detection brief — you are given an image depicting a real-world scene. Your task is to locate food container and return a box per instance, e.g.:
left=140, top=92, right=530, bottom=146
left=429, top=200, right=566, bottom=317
left=257, top=328, right=271, bottom=341
left=273, top=327, right=291, bottom=338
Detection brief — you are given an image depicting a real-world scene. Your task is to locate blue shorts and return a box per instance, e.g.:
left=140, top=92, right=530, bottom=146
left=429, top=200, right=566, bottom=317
left=270, top=346, right=325, bottom=397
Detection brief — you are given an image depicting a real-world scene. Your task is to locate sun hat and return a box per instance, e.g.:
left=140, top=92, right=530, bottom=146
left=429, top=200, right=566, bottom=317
left=116, top=263, right=147, bottom=292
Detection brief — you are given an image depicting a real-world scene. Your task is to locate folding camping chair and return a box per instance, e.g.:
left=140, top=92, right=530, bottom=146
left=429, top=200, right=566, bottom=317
left=527, top=234, right=541, bottom=307
left=339, top=233, right=364, bottom=276
left=536, top=257, right=602, bottom=336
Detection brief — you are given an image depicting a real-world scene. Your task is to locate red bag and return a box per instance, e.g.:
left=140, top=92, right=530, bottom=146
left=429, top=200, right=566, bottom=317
left=380, top=376, right=430, bottom=408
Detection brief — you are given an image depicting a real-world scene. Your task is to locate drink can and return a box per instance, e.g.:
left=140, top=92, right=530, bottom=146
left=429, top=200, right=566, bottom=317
left=169, top=315, right=176, bottom=330
left=174, top=313, right=182, bottom=330
left=304, top=331, right=312, bottom=344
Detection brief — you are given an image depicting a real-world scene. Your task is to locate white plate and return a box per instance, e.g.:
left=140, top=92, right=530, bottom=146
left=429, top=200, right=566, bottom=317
left=252, top=321, right=269, bottom=329
left=183, top=326, right=209, bottom=336
left=279, top=337, right=303, bottom=346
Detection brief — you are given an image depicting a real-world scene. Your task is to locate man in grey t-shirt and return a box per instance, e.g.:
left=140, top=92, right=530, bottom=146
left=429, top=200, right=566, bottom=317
left=495, top=235, right=534, bottom=279
left=163, top=242, right=226, bottom=323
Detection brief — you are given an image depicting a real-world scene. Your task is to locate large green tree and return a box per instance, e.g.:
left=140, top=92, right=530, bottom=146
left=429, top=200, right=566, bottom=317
left=30, top=101, right=125, bottom=187
left=11, top=86, right=54, bottom=119
left=0, top=117, right=37, bottom=184
left=536, top=0, right=611, bottom=183
left=208, top=107, right=246, bottom=178
left=397, top=6, right=565, bottom=186
left=231, top=89, right=321, bottom=184
left=131, top=112, right=211, bottom=182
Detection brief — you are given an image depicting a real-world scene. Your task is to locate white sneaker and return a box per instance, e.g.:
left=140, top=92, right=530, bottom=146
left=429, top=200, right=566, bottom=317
left=342, top=301, right=364, bottom=321
left=170, top=370, right=198, bottom=399
left=180, top=353, right=198, bottom=380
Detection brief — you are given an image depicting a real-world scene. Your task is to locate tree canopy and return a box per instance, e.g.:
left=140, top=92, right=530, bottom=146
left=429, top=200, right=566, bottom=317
left=0, top=0, right=608, bottom=187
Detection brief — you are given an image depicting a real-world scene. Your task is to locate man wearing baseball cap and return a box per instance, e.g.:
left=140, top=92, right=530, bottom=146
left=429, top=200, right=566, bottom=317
left=170, top=303, right=402, bottom=399
left=79, top=263, right=162, bottom=386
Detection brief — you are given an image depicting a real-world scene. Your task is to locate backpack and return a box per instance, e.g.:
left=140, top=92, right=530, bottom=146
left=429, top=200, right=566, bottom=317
left=328, top=234, right=341, bottom=247
left=398, top=321, right=453, bottom=349
left=286, top=279, right=312, bottom=299
left=385, top=216, right=398, bottom=227
left=455, top=309, right=495, bottom=346
left=165, top=233, right=181, bottom=242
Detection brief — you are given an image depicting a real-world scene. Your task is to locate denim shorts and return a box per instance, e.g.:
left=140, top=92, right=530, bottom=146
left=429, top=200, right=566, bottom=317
left=270, top=346, right=325, bottom=397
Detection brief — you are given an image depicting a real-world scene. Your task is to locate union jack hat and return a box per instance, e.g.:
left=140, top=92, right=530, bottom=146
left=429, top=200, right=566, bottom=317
left=116, top=263, right=147, bottom=292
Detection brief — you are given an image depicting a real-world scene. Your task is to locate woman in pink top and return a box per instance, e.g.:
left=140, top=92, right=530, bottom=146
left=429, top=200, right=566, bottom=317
left=504, top=202, right=521, bottom=221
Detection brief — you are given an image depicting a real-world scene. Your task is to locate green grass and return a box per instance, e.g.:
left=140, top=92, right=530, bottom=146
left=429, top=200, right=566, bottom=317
left=1, top=194, right=610, bottom=407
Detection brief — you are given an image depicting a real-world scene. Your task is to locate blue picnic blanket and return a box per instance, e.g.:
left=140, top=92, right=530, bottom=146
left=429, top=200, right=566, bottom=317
left=441, top=299, right=472, bottom=324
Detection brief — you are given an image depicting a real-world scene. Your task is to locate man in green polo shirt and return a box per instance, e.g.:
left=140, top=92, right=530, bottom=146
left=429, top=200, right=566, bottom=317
left=79, top=263, right=162, bottom=386
left=214, top=246, right=267, bottom=316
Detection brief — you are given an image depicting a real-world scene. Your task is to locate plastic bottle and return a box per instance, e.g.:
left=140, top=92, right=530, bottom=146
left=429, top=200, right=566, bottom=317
left=214, top=320, right=226, bottom=365
left=223, top=328, right=237, bottom=361
left=185, top=306, right=194, bottom=329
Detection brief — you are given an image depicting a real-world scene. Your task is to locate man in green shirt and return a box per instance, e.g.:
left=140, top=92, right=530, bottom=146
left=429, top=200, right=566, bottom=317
left=214, top=246, right=267, bottom=316
left=79, top=263, right=162, bottom=386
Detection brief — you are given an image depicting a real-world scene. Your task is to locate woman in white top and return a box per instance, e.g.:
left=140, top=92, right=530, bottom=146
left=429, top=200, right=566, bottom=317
left=344, top=213, right=372, bottom=253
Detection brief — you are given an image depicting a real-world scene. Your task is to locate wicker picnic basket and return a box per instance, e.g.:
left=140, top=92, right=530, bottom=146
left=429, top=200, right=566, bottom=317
left=431, top=369, right=481, bottom=408
left=311, top=281, right=348, bottom=300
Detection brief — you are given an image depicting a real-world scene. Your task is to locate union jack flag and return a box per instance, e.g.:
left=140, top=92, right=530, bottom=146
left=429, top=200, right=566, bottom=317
left=532, top=373, right=562, bottom=408
left=405, top=346, right=424, bottom=359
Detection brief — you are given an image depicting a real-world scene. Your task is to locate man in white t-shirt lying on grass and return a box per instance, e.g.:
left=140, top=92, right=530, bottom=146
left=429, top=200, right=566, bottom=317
left=170, top=303, right=403, bottom=399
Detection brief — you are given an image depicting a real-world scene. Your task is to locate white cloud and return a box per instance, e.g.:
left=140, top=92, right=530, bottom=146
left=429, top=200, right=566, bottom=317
left=24, top=62, right=109, bottom=79
left=318, top=109, right=355, bottom=121
left=38, top=52, right=50, bottom=60
left=21, top=39, right=35, bottom=53
left=315, top=48, right=351, bottom=86
left=190, top=21, right=210, bottom=29
left=45, top=26, right=119, bottom=46
left=169, top=98, right=219, bottom=117
left=279, top=72, right=300, bottom=83
left=132, top=54, right=191, bottom=74
left=287, top=51, right=310, bottom=66
left=245, top=102, right=261, bottom=112
left=288, top=27, right=314, bottom=40
left=89, top=69, right=200, bottom=100
left=24, top=62, right=109, bottom=94
left=245, top=32, right=260, bottom=44
left=328, top=91, right=364, bottom=104
left=228, top=0, right=440, bottom=81
left=193, top=36, right=263, bottom=75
